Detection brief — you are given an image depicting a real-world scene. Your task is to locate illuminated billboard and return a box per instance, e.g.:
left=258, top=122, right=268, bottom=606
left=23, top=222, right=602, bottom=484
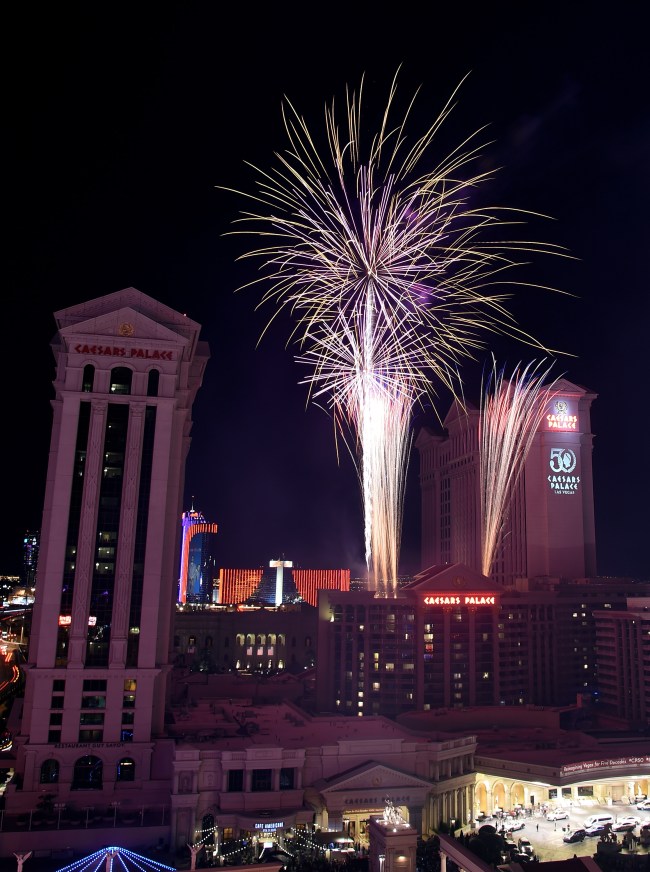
left=545, top=397, right=578, bottom=431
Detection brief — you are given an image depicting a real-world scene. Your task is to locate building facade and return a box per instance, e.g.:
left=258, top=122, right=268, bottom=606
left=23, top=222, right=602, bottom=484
left=315, top=565, right=650, bottom=718
left=6, top=288, right=209, bottom=816
left=416, top=380, right=598, bottom=584
left=218, top=566, right=350, bottom=607
left=178, top=507, right=218, bottom=604
left=22, top=532, right=40, bottom=588
left=594, top=596, right=650, bottom=728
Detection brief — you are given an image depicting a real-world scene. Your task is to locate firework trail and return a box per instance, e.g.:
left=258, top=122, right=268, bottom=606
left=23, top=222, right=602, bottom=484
left=222, top=71, right=566, bottom=596
left=480, top=358, right=561, bottom=577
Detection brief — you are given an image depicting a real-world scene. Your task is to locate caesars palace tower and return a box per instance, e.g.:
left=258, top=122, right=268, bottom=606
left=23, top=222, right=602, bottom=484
left=416, top=379, right=598, bottom=585
left=13, top=288, right=209, bottom=808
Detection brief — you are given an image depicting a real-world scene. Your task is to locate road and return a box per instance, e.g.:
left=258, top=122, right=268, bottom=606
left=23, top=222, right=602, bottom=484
left=493, top=802, right=650, bottom=862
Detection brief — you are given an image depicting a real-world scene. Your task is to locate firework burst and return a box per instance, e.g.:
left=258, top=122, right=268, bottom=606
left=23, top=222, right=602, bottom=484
left=480, top=357, right=561, bottom=577
left=222, top=70, right=567, bottom=596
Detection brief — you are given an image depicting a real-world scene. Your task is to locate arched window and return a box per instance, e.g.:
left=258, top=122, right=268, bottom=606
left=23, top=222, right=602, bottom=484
left=147, top=369, right=160, bottom=397
left=110, top=367, right=132, bottom=395
left=268, top=634, right=276, bottom=645
left=236, top=634, right=245, bottom=646
left=82, top=364, right=95, bottom=393
left=246, top=634, right=254, bottom=645
left=116, top=757, right=135, bottom=782
left=40, top=759, right=60, bottom=784
left=202, top=813, right=215, bottom=834
left=72, top=755, right=103, bottom=790
left=205, top=636, right=213, bottom=648
left=257, top=634, right=266, bottom=645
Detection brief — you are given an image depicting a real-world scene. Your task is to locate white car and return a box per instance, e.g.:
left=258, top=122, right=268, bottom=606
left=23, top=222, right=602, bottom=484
left=637, top=800, right=650, bottom=811
left=612, top=816, right=639, bottom=832
left=505, top=820, right=526, bottom=832
left=547, top=810, right=569, bottom=821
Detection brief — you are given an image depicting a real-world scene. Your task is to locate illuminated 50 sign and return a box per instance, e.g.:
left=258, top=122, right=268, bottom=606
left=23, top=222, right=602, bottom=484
left=423, top=595, right=495, bottom=606
left=548, top=448, right=581, bottom=495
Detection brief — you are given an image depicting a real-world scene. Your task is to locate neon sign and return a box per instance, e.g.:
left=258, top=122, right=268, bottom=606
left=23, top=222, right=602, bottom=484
left=546, top=399, right=578, bottom=431
left=548, top=448, right=580, bottom=494
left=423, top=595, right=495, bottom=606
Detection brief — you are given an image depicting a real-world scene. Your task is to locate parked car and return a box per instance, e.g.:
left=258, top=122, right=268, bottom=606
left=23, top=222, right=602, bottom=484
left=518, top=837, right=533, bottom=855
left=512, top=852, right=532, bottom=864
left=637, top=799, right=650, bottom=811
left=613, top=816, right=640, bottom=832
left=505, top=820, right=526, bottom=832
left=563, top=829, right=586, bottom=844
left=547, top=810, right=569, bottom=821
left=585, top=824, right=607, bottom=837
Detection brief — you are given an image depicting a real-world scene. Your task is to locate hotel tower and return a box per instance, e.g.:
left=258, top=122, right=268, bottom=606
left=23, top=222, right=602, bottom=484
left=11, top=288, right=208, bottom=810
left=416, top=379, right=598, bottom=584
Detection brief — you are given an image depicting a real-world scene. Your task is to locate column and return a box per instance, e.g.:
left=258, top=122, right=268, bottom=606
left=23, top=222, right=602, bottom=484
left=69, top=400, right=107, bottom=666
left=110, top=402, right=145, bottom=667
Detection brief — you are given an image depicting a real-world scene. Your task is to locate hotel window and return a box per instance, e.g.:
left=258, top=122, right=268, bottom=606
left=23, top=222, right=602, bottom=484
left=251, top=769, right=272, bottom=792
left=84, top=679, right=107, bottom=692
left=80, top=713, right=104, bottom=726
left=72, top=755, right=103, bottom=790
left=147, top=369, right=160, bottom=397
left=279, top=768, right=295, bottom=790
left=82, top=364, right=95, bottom=392
left=228, top=770, right=244, bottom=791
left=49, top=713, right=63, bottom=725
left=123, top=694, right=136, bottom=708
left=51, top=696, right=64, bottom=709
left=116, top=758, right=136, bottom=782
left=122, top=712, right=135, bottom=725
left=79, top=729, right=103, bottom=742
left=110, top=366, right=132, bottom=395
left=40, top=759, right=60, bottom=784
left=81, top=695, right=106, bottom=708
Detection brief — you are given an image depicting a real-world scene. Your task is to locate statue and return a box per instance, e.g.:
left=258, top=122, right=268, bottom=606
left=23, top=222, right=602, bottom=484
left=187, top=843, right=201, bottom=871
left=14, top=854, right=32, bottom=872
left=383, top=798, right=405, bottom=826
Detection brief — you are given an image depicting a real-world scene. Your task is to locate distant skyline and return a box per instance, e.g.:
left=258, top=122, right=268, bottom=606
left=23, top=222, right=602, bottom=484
left=3, top=5, right=649, bottom=580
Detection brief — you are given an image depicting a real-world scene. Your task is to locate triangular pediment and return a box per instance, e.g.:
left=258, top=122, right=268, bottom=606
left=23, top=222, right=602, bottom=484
left=60, top=306, right=188, bottom=346
left=442, top=399, right=479, bottom=431
left=403, top=562, right=498, bottom=593
left=319, top=762, right=432, bottom=795
left=54, top=287, right=202, bottom=346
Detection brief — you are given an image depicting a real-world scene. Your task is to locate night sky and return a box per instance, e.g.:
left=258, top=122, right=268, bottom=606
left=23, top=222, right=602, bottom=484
left=3, top=5, right=649, bottom=580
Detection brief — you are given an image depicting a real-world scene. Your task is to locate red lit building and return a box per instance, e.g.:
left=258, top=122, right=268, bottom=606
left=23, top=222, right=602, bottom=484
left=218, top=565, right=350, bottom=607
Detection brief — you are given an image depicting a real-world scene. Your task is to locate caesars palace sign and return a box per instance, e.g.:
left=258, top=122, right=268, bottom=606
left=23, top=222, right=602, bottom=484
left=74, top=343, right=174, bottom=361
left=423, top=595, right=496, bottom=606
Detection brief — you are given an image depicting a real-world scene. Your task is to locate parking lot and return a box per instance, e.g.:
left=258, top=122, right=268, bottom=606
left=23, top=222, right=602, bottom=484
left=478, top=801, right=650, bottom=862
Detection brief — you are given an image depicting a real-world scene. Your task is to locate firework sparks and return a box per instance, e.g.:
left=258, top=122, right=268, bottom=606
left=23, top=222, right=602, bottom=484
left=222, top=71, right=567, bottom=596
left=480, top=358, right=561, bottom=577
